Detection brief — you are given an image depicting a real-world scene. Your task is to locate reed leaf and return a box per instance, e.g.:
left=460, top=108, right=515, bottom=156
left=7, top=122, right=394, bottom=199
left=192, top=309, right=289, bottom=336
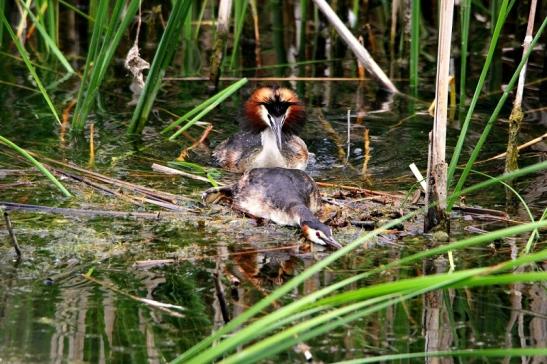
left=409, top=0, right=420, bottom=92
left=127, top=0, right=193, bottom=135
left=447, top=0, right=517, bottom=185
left=448, top=15, right=547, bottom=210
left=72, top=0, right=140, bottom=132
left=16, top=0, right=74, bottom=74
left=173, top=161, right=547, bottom=363
left=229, top=0, right=249, bottom=69
left=0, top=11, right=60, bottom=124
left=459, top=0, right=471, bottom=104
left=337, top=348, right=547, bottom=363
left=0, top=135, right=72, bottom=197
left=167, top=78, right=248, bottom=140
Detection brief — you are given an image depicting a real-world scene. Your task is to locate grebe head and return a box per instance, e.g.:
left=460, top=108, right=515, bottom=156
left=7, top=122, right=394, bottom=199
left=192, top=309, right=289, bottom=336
left=244, top=86, right=305, bottom=150
left=301, top=221, right=342, bottom=250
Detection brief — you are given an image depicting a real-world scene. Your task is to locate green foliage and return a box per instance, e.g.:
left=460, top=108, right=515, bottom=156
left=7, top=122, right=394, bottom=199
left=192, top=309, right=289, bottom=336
left=164, top=78, right=248, bottom=140
left=72, top=0, right=140, bottom=132
left=0, top=11, right=60, bottom=124
left=0, top=135, right=72, bottom=197
left=448, top=15, right=547, bottom=210
left=127, top=0, right=193, bottom=135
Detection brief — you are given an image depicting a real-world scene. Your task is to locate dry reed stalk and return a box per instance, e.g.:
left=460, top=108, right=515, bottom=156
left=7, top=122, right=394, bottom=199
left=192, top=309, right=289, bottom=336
left=505, top=0, right=538, bottom=175
left=209, top=0, right=233, bottom=90
left=312, top=0, right=398, bottom=93
left=425, top=0, right=454, bottom=232
left=249, top=0, right=261, bottom=68
left=3, top=211, right=22, bottom=258
left=88, top=123, right=95, bottom=168
left=481, top=132, right=547, bottom=163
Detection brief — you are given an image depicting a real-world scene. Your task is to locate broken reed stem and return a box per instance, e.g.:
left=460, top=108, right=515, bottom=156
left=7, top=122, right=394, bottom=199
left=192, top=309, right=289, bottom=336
left=209, top=0, right=233, bottom=90
left=249, top=0, right=261, bottom=68
left=505, top=0, right=538, bottom=176
left=425, top=0, right=454, bottom=233
left=3, top=211, right=22, bottom=258
left=312, top=0, right=398, bottom=93
left=482, top=132, right=547, bottom=163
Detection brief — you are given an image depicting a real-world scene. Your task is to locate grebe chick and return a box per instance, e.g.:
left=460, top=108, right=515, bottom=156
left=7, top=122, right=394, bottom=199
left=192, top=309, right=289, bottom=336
left=203, top=168, right=341, bottom=249
left=213, top=86, right=308, bottom=173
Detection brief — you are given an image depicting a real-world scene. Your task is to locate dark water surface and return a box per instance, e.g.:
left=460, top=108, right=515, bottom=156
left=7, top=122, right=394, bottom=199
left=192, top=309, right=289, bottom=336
left=1, top=74, right=546, bottom=363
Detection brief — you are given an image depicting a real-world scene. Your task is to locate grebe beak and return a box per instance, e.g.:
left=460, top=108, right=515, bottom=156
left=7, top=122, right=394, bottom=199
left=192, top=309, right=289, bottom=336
left=270, top=115, right=285, bottom=150
left=322, top=236, right=342, bottom=250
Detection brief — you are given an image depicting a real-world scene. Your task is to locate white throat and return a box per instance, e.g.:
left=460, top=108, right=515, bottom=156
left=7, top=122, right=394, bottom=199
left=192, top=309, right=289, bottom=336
left=251, top=128, right=287, bottom=168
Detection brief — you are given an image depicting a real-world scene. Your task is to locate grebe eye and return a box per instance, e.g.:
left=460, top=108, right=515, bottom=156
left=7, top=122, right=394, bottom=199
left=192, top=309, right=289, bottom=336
left=316, top=232, right=321, bottom=237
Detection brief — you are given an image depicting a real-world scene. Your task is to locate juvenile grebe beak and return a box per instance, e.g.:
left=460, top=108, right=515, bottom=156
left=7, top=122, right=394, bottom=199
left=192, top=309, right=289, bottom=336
left=270, top=114, right=285, bottom=150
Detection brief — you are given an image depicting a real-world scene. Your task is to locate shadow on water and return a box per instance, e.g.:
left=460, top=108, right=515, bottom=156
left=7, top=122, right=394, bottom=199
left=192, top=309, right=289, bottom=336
left=0, top=77, right=546, bottom=362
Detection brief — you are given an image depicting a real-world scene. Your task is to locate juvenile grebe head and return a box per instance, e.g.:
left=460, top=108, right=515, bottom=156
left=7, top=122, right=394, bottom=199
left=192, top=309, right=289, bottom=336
left=244, top=86, right=306, bottom=150
left=301, top=221, right=342, bottom=249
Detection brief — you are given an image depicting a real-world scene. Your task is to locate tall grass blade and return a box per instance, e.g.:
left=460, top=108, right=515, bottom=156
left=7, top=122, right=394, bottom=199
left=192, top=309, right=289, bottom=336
left=448, top=16, right=547, bottom=210
left=16, top=0, right=74, bottom=74
left=459, top=0, right=471, bottom=104
left=447, top=0, right=510, bottom=185
left=229, top=0, right=249, bottom=69
left=167, top=78, right=248, bottom=140
left=192, top=250, right=547, bottom=364
left=72, top=0, right=140, bottom=132
left=172, top=161, right=547, bottom=363
left=336, top=348, right=547, bottom=363
left=127, top=0, right=192, bottom=135
left=0, top=12, right=60, bottom=124
left=0, top=135, right=72, bottom=197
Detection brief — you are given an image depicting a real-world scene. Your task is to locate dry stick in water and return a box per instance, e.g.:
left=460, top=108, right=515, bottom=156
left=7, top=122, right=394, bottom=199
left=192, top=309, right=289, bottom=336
left=424, top=0, right=454, bottom=232
left=83, top=273, right=185, bottom=318
left=312, top=0, right=398, bottom=93
left=0, top=201, right=179, bottom=220
left=151, top=163, right=223, bottom=185
left=3, top=211, right=22, bottom=258
left=481, top=132, right=547, bottom=163
left=505, top=0, right=538, bottom=175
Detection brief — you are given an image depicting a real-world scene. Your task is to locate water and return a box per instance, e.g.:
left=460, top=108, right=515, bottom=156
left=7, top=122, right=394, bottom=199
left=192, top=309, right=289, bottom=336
left=1, top=74, right=546, bottom=362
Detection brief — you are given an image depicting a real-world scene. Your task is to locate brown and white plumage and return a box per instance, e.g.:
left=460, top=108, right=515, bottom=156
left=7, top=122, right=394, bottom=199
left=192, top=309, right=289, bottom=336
left=203, top=168, right=341, bottom=249
left=213, top=86, right=309, bottom=173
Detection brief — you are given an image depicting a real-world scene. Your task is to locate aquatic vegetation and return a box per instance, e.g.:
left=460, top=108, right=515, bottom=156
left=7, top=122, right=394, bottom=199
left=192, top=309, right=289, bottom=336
left=0, top=1, right=546, bottom=362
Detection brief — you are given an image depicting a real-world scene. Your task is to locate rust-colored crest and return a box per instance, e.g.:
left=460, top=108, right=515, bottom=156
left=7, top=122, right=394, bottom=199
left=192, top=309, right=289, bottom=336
left=243, top=86, right=306, bottom=133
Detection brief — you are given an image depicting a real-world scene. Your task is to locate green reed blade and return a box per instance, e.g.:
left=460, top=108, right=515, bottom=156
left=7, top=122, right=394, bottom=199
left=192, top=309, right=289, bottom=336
left=336, top=348, right=547, bottom=363
left=173, top=160, right=547, bottom=363
left=409, top=0, right=420, bottom=92
left=127, top=0, right=193, bottom=135
left=447, top=0, right=509, bottom=185
left=167, top=78, right=248, bottom=140
left=448, top=15, right=547, bottom=210
left=229, top=0, right=249, bottom=69
left=0, top=12, right=60, bottom=124
left=0, top=0, right=4, bottom=46
left=73, top=0, right=139, bottom=132
left=16, top=0, right=74, bottom=74
left=0, top=135, right=71, bottom=197
left=459, top=0, right=471, bottom=104
left=71, top=0, right=110, bottom=130
left=58, top=0, right=94, bottom=21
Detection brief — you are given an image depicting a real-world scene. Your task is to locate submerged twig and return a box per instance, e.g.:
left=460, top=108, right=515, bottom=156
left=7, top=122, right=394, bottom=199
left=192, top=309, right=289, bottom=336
left=479, top=132, right=547, bottom=163
left=83, top=273, right=185, bottom=318
left=3, top=211, right=22, bottom=258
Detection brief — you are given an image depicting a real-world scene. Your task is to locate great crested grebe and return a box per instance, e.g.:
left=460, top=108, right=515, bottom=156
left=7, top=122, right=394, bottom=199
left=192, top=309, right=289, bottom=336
left=213, top=86, right=309, bottom=173
left=203, top=168, right=341, bottom=249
